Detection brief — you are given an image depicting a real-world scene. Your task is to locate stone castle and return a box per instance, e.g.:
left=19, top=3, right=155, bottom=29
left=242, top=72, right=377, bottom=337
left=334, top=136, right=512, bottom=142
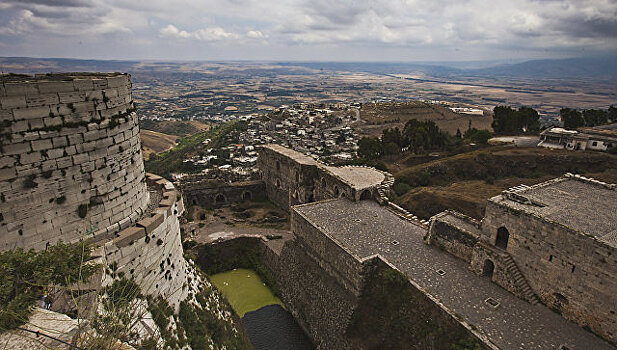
left=1, top=73, right=616, bottom=349
left=0, top=73, right=193, bottom=324
left=193, top=144, right=616, bottom=349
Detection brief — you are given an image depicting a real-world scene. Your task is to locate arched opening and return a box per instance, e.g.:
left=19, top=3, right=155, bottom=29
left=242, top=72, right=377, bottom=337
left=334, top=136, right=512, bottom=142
left=275, top=179, right=281, bottom=188
left=276, top=161, right=281, bottom=171
left=341, top=192, right=346, bottom=198
left=334, top=186, right=339, bottom=197
left=215, top=194, right=226, bottom=203
left=192, top=199, right=197, bottom=205
left=483, top=259, right=495, bottom=278
left=242, top=191, right=252, bottom=201
left=360, top=190, right=371, bottom=200
left=496, top=227, right=510, bottom=250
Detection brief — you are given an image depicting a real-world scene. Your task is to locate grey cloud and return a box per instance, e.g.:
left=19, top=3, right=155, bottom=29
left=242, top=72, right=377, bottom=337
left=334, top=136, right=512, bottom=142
left=0, top=0, right=91, bottom=7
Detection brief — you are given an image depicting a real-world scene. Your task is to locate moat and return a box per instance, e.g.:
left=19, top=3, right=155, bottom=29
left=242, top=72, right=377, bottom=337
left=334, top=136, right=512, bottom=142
left=211, top=269, right=314, bottom=350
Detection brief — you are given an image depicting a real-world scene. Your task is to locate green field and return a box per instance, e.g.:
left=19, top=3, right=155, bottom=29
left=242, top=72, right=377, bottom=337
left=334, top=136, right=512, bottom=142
left=210, top=268, right=283, bottom=317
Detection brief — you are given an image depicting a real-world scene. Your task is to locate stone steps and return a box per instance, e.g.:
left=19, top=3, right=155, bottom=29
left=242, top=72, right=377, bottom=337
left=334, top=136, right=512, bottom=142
left=503, top=255, right=540, bottom=305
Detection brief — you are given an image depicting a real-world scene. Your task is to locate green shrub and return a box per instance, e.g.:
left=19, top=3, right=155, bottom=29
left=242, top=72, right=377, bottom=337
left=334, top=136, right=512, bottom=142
left=393, top=182, right=412, bottom=196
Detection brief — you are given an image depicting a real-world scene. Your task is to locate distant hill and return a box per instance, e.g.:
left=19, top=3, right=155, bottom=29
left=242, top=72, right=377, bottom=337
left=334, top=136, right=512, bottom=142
left=468, top=56, right=617, bottom=80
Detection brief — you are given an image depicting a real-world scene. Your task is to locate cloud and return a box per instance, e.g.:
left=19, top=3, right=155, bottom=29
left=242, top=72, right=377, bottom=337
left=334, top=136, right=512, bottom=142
left=0, top=0, right=616, bottom=60
left=159, top=24, right=266, bottom=42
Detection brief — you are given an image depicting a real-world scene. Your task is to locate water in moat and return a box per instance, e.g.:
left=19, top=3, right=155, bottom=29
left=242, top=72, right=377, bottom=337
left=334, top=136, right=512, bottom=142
left=210, top=269, right=314, bottom=350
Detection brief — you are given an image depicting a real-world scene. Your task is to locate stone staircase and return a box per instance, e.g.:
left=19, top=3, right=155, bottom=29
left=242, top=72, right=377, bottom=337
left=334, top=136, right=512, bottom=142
left=502, top=254, right=540, bottom=305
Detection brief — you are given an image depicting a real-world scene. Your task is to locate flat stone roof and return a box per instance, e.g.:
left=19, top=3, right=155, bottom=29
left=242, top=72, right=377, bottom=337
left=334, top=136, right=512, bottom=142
left=324, top=166, right=385, bottom=190
left=294, top=199, right=613, bottom=350
left=261, top=144, right=319, bottom=165
left=492, top=177, right=617, bottom=248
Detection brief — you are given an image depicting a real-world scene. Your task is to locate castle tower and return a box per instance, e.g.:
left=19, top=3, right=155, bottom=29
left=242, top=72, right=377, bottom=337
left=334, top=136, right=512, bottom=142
left=0, top=73, right=149, bottom=251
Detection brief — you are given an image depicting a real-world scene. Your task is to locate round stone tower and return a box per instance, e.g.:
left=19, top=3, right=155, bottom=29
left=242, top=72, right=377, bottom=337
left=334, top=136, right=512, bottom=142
left=0, top=73, right=149, bottom=251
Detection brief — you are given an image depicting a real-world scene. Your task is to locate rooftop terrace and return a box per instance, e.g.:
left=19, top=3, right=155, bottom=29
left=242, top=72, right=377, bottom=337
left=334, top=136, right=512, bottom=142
left=294, top=198, right=613, bottom=350
left=493, top=176, right=617, bottom=248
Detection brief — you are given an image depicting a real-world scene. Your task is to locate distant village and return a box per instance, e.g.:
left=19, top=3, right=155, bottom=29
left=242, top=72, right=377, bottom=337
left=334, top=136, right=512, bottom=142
left=172, top=103, right=361, bottom=181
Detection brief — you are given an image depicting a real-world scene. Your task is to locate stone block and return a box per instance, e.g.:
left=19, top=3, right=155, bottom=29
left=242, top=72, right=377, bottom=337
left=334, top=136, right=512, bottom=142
left=13, top=106, right=51, bottom=120
left=10, top=120, right=28, bottom=133
left=44, top=117, right=63, bottom=127
left=28, top=118, right=45, bottom=130
left=52, top=136, right=68, bottom=148
left=26, top=94, right=59, bottom=107
left=68, top=133, right=84, bottom=145
left=136, top=214, right=165, bottom=235
left=58, top=91, right=86, bottom=104
left=3, top=142, right=31, bottom=155
left=38, top=81, right=75, bottom=94
left=0, top=109, right=13, bottom=122
left=20, top=151, right=42, bottom=164
left=92, top=79, right=108, bottom=89
left=31, top=139, right=53, bottom=151
left=0, top=95, right=27, bottom=109
left=113, top=226, right=146, bottom=248
left=0, top=167, right=17, bottom=181
left=0, top=156, right=16, bottom=168
left=4, top=82, right=39, bottom=96
left=106, top=76, right=128, bottom=88
left=159, top=197, right=175, bottom=208
left=73, top=79, right=94, bottom=91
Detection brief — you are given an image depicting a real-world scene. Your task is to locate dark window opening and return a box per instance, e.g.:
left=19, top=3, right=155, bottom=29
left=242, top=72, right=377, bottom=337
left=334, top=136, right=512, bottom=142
left=242, top=191, right=252, bottom=201
left=276, top=179, right=281, bottom=188
left=483, top=259, right=495, bottom=278
left=360, top=190, right=371, bottom=200
left=334, top=186, right=339, bottom=197
left=571, top=265, right=576, bottom=273
left=295, top=171, right=300, bottom=183
left=215, top=194, right=225, bottom=203
left=495, top=227, right=510, bottom=250
left=192, top=199, right=197, bottom=205
left=549, top=254, right=553, bottom=262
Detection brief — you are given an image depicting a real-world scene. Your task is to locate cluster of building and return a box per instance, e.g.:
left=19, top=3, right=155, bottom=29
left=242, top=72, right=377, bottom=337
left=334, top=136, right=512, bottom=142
left=177, top=103, right=361, bottom=182
left=538, top=126, right=617, bottom=152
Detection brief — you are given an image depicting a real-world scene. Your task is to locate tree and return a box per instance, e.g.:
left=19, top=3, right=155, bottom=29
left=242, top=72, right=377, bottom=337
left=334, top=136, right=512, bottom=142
left=492, top=106, right=540, bottom=134
left=609, top=105, right=617, bottom=123
left=0, top=240, right=99, bottom=331
left=560, top=108, right=584, bottom=129
left=358, top=137, right=383, bottom=159
left=582, top=109, right=609, bottom=127
left=518, top=107, right=541, bottom=132
left=464, top=128, right=492, bottom=144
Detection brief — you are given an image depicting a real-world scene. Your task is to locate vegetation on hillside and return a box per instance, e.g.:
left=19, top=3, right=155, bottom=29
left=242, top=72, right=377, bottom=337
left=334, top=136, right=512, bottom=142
left=0, top=240, right=99, bottom=332
left=560, top=106, right=617, bottom=129
left=145, top=120, right=247, bottom=178
left=140, top=119, right=209, bottom=137
left=391, top=147, right=617, bottom=219
left=347, top=260, right=484, bottom=350
left=358, top=118, right=492, bottom=162
left=491, top=106, right=540, bottom=134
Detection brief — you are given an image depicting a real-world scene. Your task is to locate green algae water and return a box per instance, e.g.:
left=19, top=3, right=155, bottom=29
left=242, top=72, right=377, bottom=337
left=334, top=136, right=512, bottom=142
left=210, top=268, right=284, bottom=317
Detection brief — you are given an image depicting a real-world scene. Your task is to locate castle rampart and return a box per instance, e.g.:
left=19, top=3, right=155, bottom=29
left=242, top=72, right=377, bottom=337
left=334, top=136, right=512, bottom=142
left=0, top=73, right=148, bottom=251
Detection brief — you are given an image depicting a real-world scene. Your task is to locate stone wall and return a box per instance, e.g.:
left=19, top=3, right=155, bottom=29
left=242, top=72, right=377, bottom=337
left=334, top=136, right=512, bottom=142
left=0, top=73, right=148, bottom=251
left=481, top=200, right=617, bottom=343
left=257, top=145, right=385, bottom=211
left=178, top=179, right=266, bottom=208
left=102, top=173, right=190, bottom=311
left=427, top=210, right=481, bottom=262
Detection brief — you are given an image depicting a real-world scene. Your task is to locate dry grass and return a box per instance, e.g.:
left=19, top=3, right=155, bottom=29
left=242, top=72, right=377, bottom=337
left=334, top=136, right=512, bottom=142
left=140, top=130, right=177, bottom=160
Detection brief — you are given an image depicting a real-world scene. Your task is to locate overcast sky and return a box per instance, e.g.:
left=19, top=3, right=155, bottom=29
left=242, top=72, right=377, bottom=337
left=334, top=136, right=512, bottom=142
left=0, top=0, right=615, bottom=62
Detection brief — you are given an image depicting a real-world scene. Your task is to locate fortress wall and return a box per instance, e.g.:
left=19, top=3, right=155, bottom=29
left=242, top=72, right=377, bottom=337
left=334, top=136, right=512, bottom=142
left=427, top=211, right=481, bottom=263
left=103, top=174, right=189, bottom=311
left=482, top=201, right=617, bottom=342
left=180, top=180, right=266, bottom=208
left=0, top=73, right=148, bottom=251
left=257, top=146, right=359, bottom=211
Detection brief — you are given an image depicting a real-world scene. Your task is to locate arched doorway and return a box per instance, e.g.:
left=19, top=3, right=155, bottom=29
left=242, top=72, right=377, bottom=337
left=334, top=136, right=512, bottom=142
left=496, top=227, right=510, bottom=250
left=360, top=190, right=371, bottom=200
left=483, top=259, right=495, bottom=278
left=215, top=194, right=226, bottom=203
left=242, top=191, right=252, bottom=201
left=334, top=186, right=339, bottom=197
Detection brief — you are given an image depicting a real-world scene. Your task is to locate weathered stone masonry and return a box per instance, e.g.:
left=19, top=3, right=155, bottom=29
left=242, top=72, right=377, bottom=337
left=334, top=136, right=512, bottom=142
left=0, top=73, right=147, bottom=251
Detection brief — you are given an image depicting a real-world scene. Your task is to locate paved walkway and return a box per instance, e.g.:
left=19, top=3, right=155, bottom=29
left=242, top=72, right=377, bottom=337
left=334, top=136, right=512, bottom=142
left=295, top=199, right=615, bottom=350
